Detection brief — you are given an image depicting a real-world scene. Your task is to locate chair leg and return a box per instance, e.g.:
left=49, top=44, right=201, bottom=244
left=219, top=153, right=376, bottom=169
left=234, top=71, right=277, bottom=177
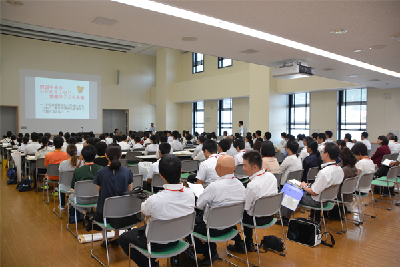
left=206, top=228, right=213, bottom=267
left=387, top=185, right=393, bottom=210
left=74, top=204, right=79, bottom=238
left=341, top=198, right=348, bottom=233
left=148, top=242, right=152, bottom=267
left=190, top=234, right=199, bottom=267
left=240, top=222, right=249, bottom=267
left=320, top=202, right=327, bottom=239
left=105, top=224, right=110, bottom=267
left=336, top=200, right=344, bottom=233
left=358, top=192, right=366, bottom=222
left=129, top=243, right=131, bottom=267
left=253, top=217, right=260, bottom=267
left=370, top=193, right=377, bottom=218
left=279, top=210, right=288, bottom=255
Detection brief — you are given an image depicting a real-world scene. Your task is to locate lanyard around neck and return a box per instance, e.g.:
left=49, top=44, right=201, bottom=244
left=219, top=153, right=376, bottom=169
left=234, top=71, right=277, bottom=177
left=166, top=188, right=184, bottom=192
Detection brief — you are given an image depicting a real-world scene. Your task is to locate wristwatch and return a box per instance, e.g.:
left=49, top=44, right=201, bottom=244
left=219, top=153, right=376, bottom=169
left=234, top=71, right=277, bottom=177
left=301, top=185, right=307, bottom=189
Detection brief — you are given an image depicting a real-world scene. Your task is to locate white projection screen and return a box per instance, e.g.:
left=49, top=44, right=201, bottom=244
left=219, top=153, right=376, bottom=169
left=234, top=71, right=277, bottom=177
left=19, top=69, right=102, bottom=134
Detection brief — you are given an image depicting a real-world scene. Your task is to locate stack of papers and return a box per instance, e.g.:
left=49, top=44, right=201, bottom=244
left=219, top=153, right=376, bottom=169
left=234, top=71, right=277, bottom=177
left=287, top=179, right=301, bottom=189
left=187, top=182, right=204, bottom=198
left=382, top=159, right=394, bottom=167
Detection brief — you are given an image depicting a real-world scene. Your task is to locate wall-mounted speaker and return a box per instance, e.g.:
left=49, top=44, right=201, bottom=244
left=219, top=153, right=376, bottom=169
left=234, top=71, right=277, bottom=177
left=116, top=70, right=120, bottom=85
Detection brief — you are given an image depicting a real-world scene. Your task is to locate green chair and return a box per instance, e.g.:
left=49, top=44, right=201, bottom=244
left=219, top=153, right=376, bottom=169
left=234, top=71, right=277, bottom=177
left=373, top=166, right=398, bottom=210
left=129, top=211, right=198, bottom=267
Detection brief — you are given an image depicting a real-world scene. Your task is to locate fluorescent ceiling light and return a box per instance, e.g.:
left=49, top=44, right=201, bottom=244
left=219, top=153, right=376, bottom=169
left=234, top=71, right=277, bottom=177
left=112, top=0, right=400, bottom=79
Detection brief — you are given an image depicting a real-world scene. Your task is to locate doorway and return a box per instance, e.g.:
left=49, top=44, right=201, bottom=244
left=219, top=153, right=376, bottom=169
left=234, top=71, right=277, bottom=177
left=103, top=109, right=128, bottom=135
left=0, top=106, right=18, bottom=137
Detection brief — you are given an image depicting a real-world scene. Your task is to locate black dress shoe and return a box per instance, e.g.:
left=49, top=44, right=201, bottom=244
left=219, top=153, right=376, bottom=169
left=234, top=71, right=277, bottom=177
left=275, top=219, right=289, bottom=226
left=245, top=242, right=256, bottom=252
left=201, top=252, right=219, bottom=266
left=227, top=243, right=245, bottom=254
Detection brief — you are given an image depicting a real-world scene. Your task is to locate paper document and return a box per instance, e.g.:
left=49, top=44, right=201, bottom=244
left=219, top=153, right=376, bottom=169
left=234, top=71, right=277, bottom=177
left=187, top=182, right=204, bottom=198
left=27, top=156, right=36, bottom=160
left=282, top=195, right=300, bottom=211
left=382, top=159, right=394, bottom=167
left=287, top=179, right=301, bottom=188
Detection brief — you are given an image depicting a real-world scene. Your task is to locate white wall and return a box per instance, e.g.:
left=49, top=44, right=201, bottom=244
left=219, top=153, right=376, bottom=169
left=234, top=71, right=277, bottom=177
left=232, top=98, right=250, bottom=134
left=310, top=90, right=337, bottom=138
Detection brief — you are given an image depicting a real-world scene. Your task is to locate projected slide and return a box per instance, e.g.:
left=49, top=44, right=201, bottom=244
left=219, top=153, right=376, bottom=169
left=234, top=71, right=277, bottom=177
left=35, top=77, right=90, bottom=119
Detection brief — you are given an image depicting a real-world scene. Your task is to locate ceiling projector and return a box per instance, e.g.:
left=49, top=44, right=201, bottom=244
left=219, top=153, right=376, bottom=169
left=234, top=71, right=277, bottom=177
left=272, top=61, right=315, bottom=79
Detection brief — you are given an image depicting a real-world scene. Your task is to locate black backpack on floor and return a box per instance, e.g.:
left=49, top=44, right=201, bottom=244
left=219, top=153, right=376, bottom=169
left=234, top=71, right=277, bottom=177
left=16, top=179, right=32, bottom=192
left=7, top=171, right=18, bottom=185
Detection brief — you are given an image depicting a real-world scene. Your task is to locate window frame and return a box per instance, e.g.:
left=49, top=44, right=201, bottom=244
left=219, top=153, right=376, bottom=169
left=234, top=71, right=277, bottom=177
left=218, top=99, right=233, bottom=136
left=218, top=57, right=233, bottom=69
left=192, top=53, right=204, bottom=74
left=193, top=101, right=205, bottom=134
left=288, top=93, right=310, bottom=136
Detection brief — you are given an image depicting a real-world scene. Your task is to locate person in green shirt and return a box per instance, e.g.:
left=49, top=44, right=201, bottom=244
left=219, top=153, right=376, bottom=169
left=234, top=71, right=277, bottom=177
left=69, top=145, right=103, bottom=216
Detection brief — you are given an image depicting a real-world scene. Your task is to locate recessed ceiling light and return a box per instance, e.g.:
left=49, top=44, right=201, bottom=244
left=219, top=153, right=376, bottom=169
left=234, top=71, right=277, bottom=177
left=322, top=68, right=334, bottom=71
left=370, top=45, right=386, bottom=50
left=138, top=45, right=141, bottom=46
left=181, top=36, right=197, bottom=41
left=240, top=49, right=259, bottom=54
left=348, top=74, right=358, bottom=78
left=354, top=49, right=361, bottom=53
left=368, top=79, right=380, bottom=82
left=329, top=29, right=347, bottom=34
left=111, top=0, right=400, bottom=79
left=51, top=31, right=54, bottom=33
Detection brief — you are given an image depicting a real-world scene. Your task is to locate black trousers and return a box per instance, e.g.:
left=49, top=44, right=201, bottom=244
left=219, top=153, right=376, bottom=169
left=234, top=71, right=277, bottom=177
left=119, top=225, right=178, bottom=267
left=375, top=165, right=390, bottom=177
left=187, top=174, right=197, bottom=184
left=233, top=211, right=273, bottom=245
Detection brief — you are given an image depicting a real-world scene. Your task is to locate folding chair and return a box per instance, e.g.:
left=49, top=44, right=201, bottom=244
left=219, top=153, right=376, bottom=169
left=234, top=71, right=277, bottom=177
left=275, top=153, right=284, bottom=164
left=391, top=153, right=399, bottom=161
left=126, top=151, right=142, bottom=165
left=151, top=173, right=165, bottom=193
left=181, top=160, right=199, bottom=173
left=373, top=167, right=398, bottom=210
left=355, top=173, right=377, bottom=223
left=377, top=166, right=400, bottom=200
left=35, top=158, right=46, bottom=194
left=54, top=171, right=74, bottom=219
left=120, top=159, right=128, bottom=167
left=132, top=174, right=144, bottom=188
left=230, top=193, right=287, bottom=267
left=298, top=184, right=343, bottom=235
left=43, top=164, right=60, bottom=204
left=129, top=212, right=198, bottom=267
left=128, top=164, right=139, bottom=175
left=67, top=180, right=98, bottom=238
left=235, top=164, right=249, bottom=184
left=193, top=202, right=249, bottom=267
left=273, top=172, right=282, bottom=190
left=287, top=169, right=304, bottom=183
left=381, top=154, right=392, bottom=163
left=91, top=195, right=142, bottom=267
left=337, top=177, right=358, bottom=231
left=306, top=167, right=319, bottom=183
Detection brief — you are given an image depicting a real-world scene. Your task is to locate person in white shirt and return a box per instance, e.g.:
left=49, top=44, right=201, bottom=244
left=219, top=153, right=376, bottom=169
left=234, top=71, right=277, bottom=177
left=325, top=130, right=334, bottom=143
left=118, top=135, right=131, bottom=150
left=279, top=140, right=302, bottom=186
left=317, top=133, right=326, bottom=153
left=244, top=136, right=253, bottom=151
left=263, top=132, right=272, bottom=142
left=359, top=131, right=372, bottom=151
left=226, top=136, right=238, bottom=157
left=149, top=123, right=156, bottom=135
left=275, top=132, right=287, bottom=152
left=228, top=151, right=278, bottom=253
left=300, top=136, right=312, bottom=161
left=237, top=121, right=244, bottom=136
left=217, top=139, right=230, bottom=156
left=119, top=154, right=195, bottom=267
left=195, top=140, right=221, bottom=187
left=105, top=133, right=113, bottom=145
left=144, top=143, right=171, bottom=192
left=35, top=136, right=54, bottom=159
left=351, top=142, right=377, bottom=192
left=195, top=155, right=245, bottom=265
left=233, top=138, right=246, bottom=166
left=343, top=133, right=354, bottom=150
left=387, top=132, right=400, bottom=154
left=131, top=136, right=144, bottom=150
left=18, top=136, right=29, bottom=153
left=192, top=136, right=205, bottom=159
left=142, top=132, right=151, bottom=147
left=144, top=135, right=159, bottom=155
left=24, top=133, right=42, bottom=155
left=169, top=132, right=183, bottom=151
left=166, top=131, right=173, bottom=143
left=280, top=142, right=344, bottom=224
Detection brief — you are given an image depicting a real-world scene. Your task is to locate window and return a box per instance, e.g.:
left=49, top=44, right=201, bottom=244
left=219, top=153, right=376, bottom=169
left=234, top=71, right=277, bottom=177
left=288, top=93, right=310, bottom=137
left=193, top=101, right=204, bottom=134
left=338, top=88, right=367, bottom=140
left=218, top=99, right=233, bottom=136
left=218, top=57, right=233, bottom=68
left=192, top=53, right=204, bottom=73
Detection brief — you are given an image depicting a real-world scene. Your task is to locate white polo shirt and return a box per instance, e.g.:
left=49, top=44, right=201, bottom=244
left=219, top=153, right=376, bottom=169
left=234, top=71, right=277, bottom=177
left=227, top=144, right=238, bottom=157
left=147, top=159, right=160, bottom=180
left=346, top=142, right=354, bottom=150
left=118, top=141, right=131, bottom=150
left=299, top=146, right=309, bottom=162
left=237, top=126, right=243, bottom=136
left=191, top=144, right=203, bottom=159
left=311, top=163, right=344, bottom=201
left=388, top=140, right=400, bottom=154
left=279, top=154, right=302, bottom=185
left=167, top=136, right=173, bottom=143
left=144, top=144, right=159, bottom=155
left=196, top=153, right=221, bottom=187
left=169, top=140, right=183, bottom=151
left=143, top=138, right=151, bottom=146
left=355, top=157, right=375, bottom=193
left=318, top=142, right=326, bottom=153
left=132, top=143, right=143, bottom=150
left=105, top=138, right=113, bottom=145
left=197, top=173, right=245, bottom=223
left=24, top=142, right=42, bottom=155
left=360, top=139, right=371, bottom=150
left=245, top=169, right=278, bottom=215
left=234, top=150, right=246, bottom=166
left=193, top=150, right=206, bottom=162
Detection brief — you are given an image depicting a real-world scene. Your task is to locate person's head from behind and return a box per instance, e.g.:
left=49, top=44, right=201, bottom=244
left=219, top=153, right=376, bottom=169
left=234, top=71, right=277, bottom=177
left=158, top=135, right=167, bottom=143
left=31, top=133, right=39, bottom=142
left=307, top=140, right=319, bottom=155
left=22, top=136, right=29, bottom=145
left=378, top=135, right=389, bottom=146
left=25, top=133, right=30, bottom=138
left=261, top=141, right=275, bottom=157
left=134, top=136, right=141, bottom=143
left=186, top=134, right=192, bottom=141
left=150, top=135, right=158, bottom=144
left=144, top=132, right=150, bottom=139
left=215, top=155, right=236, bottom=177
left=84, top=137, right=94, bottom=147
left=59, top=131, right=63, bottom=137
left=253, top=140, right=262, bottom=153
left=234, top=138, right=245, bottom=151
left=286, top=134, right=295, bottom=141
left=76, top=136, right=83, bottom=143
left=340, top=147, right=357, bottom=167
left=106, top=144, right=122, bottom=171
left=325, top=131, right=333, bottom=139
left=311, top=132, right=318, bottom=140
left=64, top=132, right=70, bottom=140
left=67, top=145, right=78, bottom=166
left=223, top=131, right=228, bottom=137
left=344, top=133, right=352, bottom=143
left=322, top=142, right=340, bottom=162
left=304, top=136, right=312, bottom=147
left=317, top=133, right=326, bottom=144
left=198, top=136, right=206, bottom=145
left=351, top=142, right=368, bottom=160
left=281, top=132, right=286, bottom=139
left=44, top=132, right=51, bottom=140
left=202, top=140, right=217, bottom=158
left=95, top=141, right=107, bottom=157
left=40, top=136, right=49, bottom=147
left=7, top=131, right=12, bottom=138
left=286, top=140, right=299, bottom=156
left=18, top=133, right=23, bottom=138
left=159, top=143, right=171, bottom=157
left=159, top=154, right=181, bottom=184
left=256, top=130, right=261, bottom=138
left=121, top=134, right=127, bottom=142
left=297, top=134, right=304, bottom=142
left=336, top=140, right=346, bottom=149
left=361, top=132, right=368, bottom=140
left=242, top=151, right=262, bottom=177
left=387, top=132, right=395, bottom=141
left=68, top=137, right=77, bottom=145
left=53, top=136, right=63, bottom=149
left=218, top=139, right=230, bottom=153
left=173, top=132, right=179, bottom=140
left=264, top=132, right=271, bottom=141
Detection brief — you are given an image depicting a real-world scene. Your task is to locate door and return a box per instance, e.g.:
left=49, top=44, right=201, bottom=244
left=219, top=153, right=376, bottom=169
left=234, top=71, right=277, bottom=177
left=103, top=109, right=127, bottom=135
left=0, top=106, right=18, bottom=137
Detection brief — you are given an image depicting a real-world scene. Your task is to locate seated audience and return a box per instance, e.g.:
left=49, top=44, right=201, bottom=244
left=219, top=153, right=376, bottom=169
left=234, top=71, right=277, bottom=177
left=226, top=136, right=238, bottom=157
left=352, top=142, right=377, bottom=193
left=299, top=136, right=312, bottom=161
left=325, top=131, right=333, bottom=143
left=144, top=135, right=159, bottom=155
left=344, top=133, right=354, bottom=150
left=145, top=143, right=171, bottom=192
left=169, top=132, right=183, bottom=151
left=387, top=132, right=400, bottom=154
left=132, top=136, right=144, bottom=150
left=244, top=136, right=253, bottom=150
left=261, top=141, right=280, bottom=174
left=194, top=140, right=221, bottom=187
left=371, top=135, right=391, bottom=168
left=263, top=132, right=271, bottom=141
left=93, top=142, right=108, bottom=167
left=18, top=136, right=29, bottom=153
left=217, top=139, right=230, bottom=155
left=192, top=136, right=206, bottom=161
left=35, top=136, right=54, bottom=159
left=118, top=135, right=131, bottom=150
left=166, top=131, right=173, bottom=143
left=59, top=145, right=84, bottom=172
left=24, top=133, right=42, bottom=155
left=279, top=140, right=302, bottom=186
left=317, top=133, right=326, bottom=153
left=337, top=147, right=358, bottom=211
left=233, top=138, right=246, bottom=166
left=302, top=140, right=321, bottom=182
left=357, top=131, right=371, bottom=151
left=185, top=134, right=194, bottom=146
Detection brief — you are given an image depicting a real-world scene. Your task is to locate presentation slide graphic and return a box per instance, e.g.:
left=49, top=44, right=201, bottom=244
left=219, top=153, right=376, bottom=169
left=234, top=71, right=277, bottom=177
left=35, top=77, right=90, bottom=119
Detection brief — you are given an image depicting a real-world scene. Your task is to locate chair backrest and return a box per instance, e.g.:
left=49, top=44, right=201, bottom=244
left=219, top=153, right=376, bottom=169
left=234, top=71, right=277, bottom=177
left=275, top=153, right=284, bottom=163
left=357, top=173, right=374, bottom=190
left=132, top=148, right=145, bottom=152
left=381, top=154, right=392, bottom=162
left=320, top=184, right=341, bottom=201
left=387, top=166, right=398, bottom=180
left=152, top=173, right=166, bottom=189
left=181, top=160, right=199, bottom=173
left=74, top=180, right=99, bottom=198
left=47, top=164, right=60, bottom=177
left=147, top=151, right=156, bottom=155
left=306, top=167, right=319, bottom=183
left=391, top=153, right=399, bottom=161
left=128, top=164, right=139, bottom=175
left=36, top=158, right=46, bottom=169
left=287, top=169, right=304, bottom=182
left=206, top=202, right=245, bottom=229
left=126, top=151, right=142, bottom=161
left=59, top=171, right=74, bottom=188
left=132, top=174, right=143, bottom=188
left=273, top=172, right=282, bottom=186
left=147, top=212, right=196, bottom=243
left=341, top=177, right=358, bottom=195
left=367, top=150, right=371, bottom=156
left=103, top=194, right=142, bottom=219
left=120, top=159, right=128, bottom=167
left=253, top=192, right=284, bottom=217
left=234, top=164, right=246, bottom=178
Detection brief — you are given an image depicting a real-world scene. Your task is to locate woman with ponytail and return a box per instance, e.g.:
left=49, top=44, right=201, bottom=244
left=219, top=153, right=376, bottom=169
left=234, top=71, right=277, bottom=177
left=92, top=143, right=134, bottom=247
left=35, top=136, right=54, bottom=159
left=301, top=140, right=322, bottom=182
left=59, top=145, right=84, bottom=172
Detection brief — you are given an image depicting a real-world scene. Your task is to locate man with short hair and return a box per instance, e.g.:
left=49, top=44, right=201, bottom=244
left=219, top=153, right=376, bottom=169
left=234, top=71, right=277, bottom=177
left=24, top=133, right=41, bottom=154
left=279, top=142, right=344, bottom=225
left=317, top=133, right=326, bottom=153
left=325, top=131, right=333, bottom=142
left=237, top=121, right=244, bottom=136
left=192, top=136, right=206, bottom=161
left=166, top=131, right=173, bottom=143
left=359, top=131, right=371, bottom=151
left=264, top=132, right=271, bottom=141
left=233, top=138, right=246, bottom=166
left=344, top=133, right=353, bottom=150
left=149, top=123, right=156, bottom=135
left=387, top=132, right=400, bottom=154
left=196, top=140, right=221, bottom=187
left=145, top=143, right=171, bottom=192
left=218, top=139, right=230, bottom=155
left=119, top=155, right=195, bottom=267
left=226, top=136, right=238, bottom=157
left=118, top=135, right=131, bottom=150
left=132, top=136, right=143, bottom=150
left=169, top=132, right=183, bottom=151
left=311, top=132, right=318, bottom=141
left=228, top=151, right=278, bottom=253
